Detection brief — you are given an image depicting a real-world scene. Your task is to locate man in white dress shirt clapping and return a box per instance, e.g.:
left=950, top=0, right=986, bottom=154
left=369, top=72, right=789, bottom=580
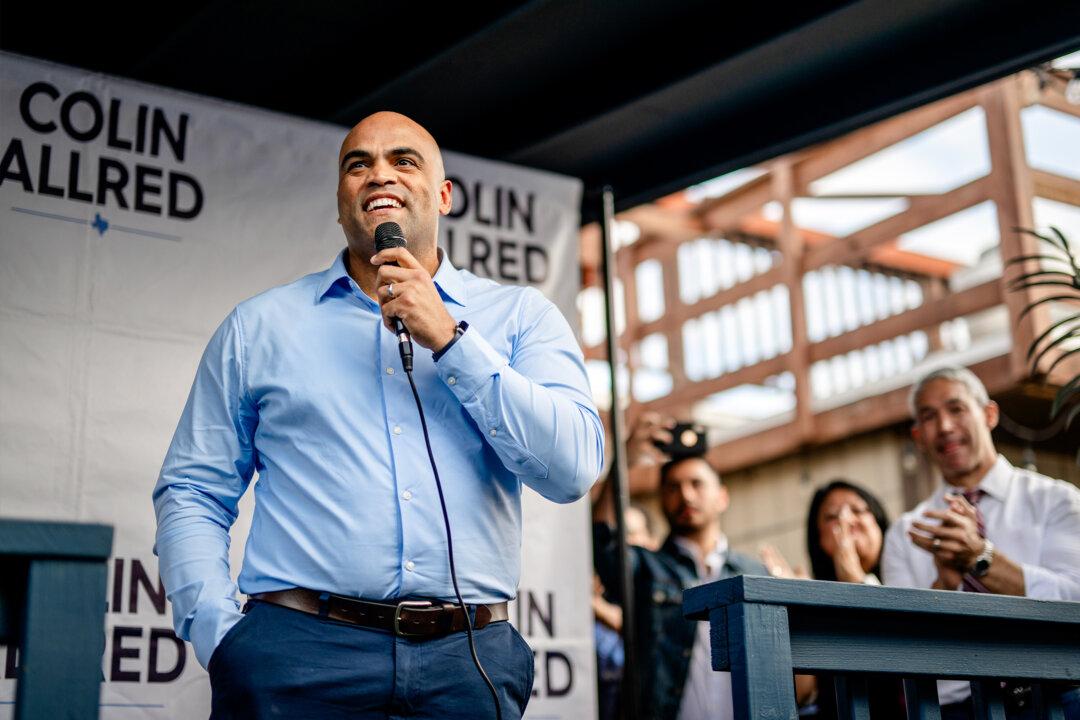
left=882, top=366, right=1080, bottom=718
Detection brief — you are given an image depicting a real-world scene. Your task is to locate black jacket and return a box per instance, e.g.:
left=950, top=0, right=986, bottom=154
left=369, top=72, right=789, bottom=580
left=593, top=522, right=768, bottom=720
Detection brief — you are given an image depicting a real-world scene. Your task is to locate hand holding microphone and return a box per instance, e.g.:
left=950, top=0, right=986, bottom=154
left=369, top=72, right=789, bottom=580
left=372, top=222, right=458, bottom=369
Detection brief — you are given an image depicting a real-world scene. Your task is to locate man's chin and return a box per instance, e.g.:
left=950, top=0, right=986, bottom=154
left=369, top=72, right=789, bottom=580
left=670, top=519, right=705, bottom=534
left=938, top=457, right=977, bottom=480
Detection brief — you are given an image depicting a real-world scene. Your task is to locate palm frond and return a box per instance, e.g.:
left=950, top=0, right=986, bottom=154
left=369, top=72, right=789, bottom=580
left=1065, top=401, right=1080, bottom=430
left=1009, top=227, right=1080, bottom=433
left=1010, top=279, right=1080, bottom=293
left=1031, top=330, right=1080, bottom=374
left=1018, top=294, right=1080, bottom=321
left=1007, top=269, right=1076, bottom=285
left=1003, top=253, right=1070, bottom=268
left=1016, top=225, right=1068, bottom=253
left=1044, top=345, right=1080, bottom=378
left=1051, top=374, right=1080, bottom=418
left=1027, top=315, right=1080, bottom=362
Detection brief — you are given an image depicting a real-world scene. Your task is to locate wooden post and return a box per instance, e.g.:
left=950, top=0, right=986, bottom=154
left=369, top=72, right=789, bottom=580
left=659, top=243, right=692, bottom=418
left=1033, top=683, right=1067, bottom=720
left=0, top=520, right=114, bottom=720
left=980, top=76, right=1041, bottom=383
left=835, top=675, right=872, bottom=720
left=903, top=678, right=942, bottom=720
left=773, top=159, right=814, bottom=441
left=970, top=680, right=1008, bottom=720
left=726, top=603, right=798, bottom=720
left=17, top=559, right=108, bottom=719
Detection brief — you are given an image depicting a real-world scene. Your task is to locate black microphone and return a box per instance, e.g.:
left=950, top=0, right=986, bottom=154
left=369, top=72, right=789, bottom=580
left=374, top=221, right=414, bottom=372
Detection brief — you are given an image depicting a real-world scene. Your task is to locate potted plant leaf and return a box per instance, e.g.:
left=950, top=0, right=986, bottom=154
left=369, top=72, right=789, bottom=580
left=1006, top=226, right=1080, bottom=456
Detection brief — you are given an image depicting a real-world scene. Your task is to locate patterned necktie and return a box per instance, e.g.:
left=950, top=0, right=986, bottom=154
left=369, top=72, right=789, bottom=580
left=961, top=489, right=988, bottom=593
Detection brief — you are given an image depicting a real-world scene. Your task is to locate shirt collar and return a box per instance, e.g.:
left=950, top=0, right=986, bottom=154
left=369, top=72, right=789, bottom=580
left=432, top=249, right=468, bottom=307
left=315, top=248, right=468, bottom=307
left=315, top=249, right=352, bottom=303
left=936, top=453, right=1012, bottom=503
left=672, top=534, right=729, bottom=576
left=975, top=454, right=1012, bottom=501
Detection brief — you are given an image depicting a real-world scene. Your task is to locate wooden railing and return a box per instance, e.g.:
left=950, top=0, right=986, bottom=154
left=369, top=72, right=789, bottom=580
left=684, top=575, right=1079, bottom=719
left=0, top=519, right=113, bottom=719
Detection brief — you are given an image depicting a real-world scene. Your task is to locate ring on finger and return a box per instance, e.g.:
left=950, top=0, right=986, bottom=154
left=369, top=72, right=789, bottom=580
left=932, top=538, right=941, bottom=550
left=387, top=282, right=395, bottom=299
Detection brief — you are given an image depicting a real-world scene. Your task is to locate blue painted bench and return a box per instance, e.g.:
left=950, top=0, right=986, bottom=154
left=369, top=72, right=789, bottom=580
left=684, top=575, right=1079, bottom=719
left=0, top=519, right=113, bottom=719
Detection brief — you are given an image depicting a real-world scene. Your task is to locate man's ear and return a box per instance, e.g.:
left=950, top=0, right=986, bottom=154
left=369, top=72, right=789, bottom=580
left=717, top=485, right=730, bottom=515
left=984, top=400, right=1000, bottom=431
left=438, top=179, right=453, bottom=215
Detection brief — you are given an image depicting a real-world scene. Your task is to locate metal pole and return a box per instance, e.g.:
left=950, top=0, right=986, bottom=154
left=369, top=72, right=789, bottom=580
left=599, top=185, right=639, bottom=720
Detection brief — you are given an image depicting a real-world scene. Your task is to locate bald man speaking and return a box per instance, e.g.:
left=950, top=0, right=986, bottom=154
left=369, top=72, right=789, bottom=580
left=153, top=112, right=604, bottom=719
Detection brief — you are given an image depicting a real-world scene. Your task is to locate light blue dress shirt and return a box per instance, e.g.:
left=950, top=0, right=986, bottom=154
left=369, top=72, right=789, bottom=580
left=153, top=250, right=604, bottom=668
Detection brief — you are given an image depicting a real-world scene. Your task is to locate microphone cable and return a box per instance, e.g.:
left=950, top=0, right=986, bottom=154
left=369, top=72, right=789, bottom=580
left=404, top=363, right=503, bottom=720
left=374, top=220, right=501, bottom=718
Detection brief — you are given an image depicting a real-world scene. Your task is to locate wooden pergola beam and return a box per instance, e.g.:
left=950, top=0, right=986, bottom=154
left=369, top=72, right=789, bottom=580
left=793, top=91, right=981, bottom=193
left=804, top=175, right=992, bottom=271
left=1032, top=169, right=1080, bottom=208
left=645, top=354, right=791, bottom=419
left=695, top=174, right=774, bottom=232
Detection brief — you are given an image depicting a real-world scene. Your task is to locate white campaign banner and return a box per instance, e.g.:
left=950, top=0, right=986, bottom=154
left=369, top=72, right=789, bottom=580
left=0, top=52, right=595, bottom=719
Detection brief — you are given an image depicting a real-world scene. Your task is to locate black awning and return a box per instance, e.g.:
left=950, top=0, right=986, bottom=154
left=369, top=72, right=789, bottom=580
left=5, top=0, right=1077, bottom=220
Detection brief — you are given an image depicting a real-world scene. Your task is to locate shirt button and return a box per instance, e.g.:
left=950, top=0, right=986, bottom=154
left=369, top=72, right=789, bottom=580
left=403, top=490, right=412, bottom=501
left=386, top=367, right=395, bottom=375
left=489, top=428, right=497, bottom=437
left=447, top=376, right=457, bottom=386
left=405, top=561, right=415, bottom=572
left=393, top=426, right=402, bottom=435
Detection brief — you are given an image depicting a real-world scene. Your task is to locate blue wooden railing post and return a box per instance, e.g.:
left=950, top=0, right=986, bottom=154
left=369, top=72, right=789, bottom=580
left=0, top=519, right=113, bottom=719
left=726, top=603, right=797, bottom=719
left=904, top=678, right=942, bottom=720
left=835, top=675, right=871, bottom=720
left=684, top=575, right=1079, bottom=720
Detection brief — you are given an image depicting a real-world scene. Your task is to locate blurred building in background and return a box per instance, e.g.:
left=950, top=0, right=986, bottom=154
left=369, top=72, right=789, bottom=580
left=579, top=57, right=1080, bottom=568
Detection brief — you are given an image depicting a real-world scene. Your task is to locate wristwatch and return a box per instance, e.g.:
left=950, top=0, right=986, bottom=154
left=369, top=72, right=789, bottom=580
left=970, top=538, right=995, bottom=577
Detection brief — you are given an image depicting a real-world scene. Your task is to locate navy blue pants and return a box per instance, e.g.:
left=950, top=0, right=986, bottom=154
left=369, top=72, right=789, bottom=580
left=208, top=600, right=534, bottom=719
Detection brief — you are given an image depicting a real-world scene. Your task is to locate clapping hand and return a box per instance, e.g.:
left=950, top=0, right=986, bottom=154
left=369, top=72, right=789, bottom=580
left=908, top=493, right=984, bottom=589
left=831, top=515, right=867, bottom=583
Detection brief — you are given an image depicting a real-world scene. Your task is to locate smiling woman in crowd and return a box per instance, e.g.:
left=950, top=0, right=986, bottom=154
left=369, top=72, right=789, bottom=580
left=764, top=479, right=903, bottom=719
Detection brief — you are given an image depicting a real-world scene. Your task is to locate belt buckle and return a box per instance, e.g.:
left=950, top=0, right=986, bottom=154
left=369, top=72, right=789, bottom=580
left=392, top=600, right=433, bottom=638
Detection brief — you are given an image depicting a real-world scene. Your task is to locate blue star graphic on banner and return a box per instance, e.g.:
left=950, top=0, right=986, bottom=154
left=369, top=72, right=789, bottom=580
left=91, top=213, right=109, bottom=236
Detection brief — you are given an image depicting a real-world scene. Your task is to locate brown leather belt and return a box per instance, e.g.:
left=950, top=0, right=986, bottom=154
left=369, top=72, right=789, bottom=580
left=251, top=588, right=508, bottom=639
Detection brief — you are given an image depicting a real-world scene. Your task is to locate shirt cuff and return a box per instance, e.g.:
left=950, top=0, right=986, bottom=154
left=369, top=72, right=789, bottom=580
left=434, top=324, right=505, bottom=400
left=432, top=321, right=468, bottom=362
left=190, top=598, right=245, bottom=669
left=1019, top=562, right=1080, bottom=601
